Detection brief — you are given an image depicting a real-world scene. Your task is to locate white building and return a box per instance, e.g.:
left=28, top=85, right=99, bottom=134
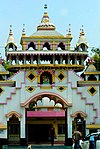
left=0, top=5, right=100, bottom=146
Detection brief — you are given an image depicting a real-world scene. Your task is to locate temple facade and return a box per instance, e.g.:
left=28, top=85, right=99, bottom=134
left=0, top=5, right=100, bottom=145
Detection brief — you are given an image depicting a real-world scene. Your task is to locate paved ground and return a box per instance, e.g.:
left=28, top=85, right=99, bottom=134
left=2, top=145, right=72, bottom=149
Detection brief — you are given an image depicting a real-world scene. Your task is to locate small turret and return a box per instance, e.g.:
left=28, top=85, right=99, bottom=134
left=5, top=25, right=17, bottom=51
left=84, top=58, right=100, bottom=81
left=75, top=25, right=88, bottom=51
left=37, top=4, right=56, bottom=31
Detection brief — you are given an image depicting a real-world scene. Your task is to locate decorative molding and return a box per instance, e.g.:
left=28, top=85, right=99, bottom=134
left=70, top=111, right=87, bottom=118
left=5, top=111, right=22, bottom=118
left=87, top=86, right=97, bottom=96
left=20, top=92, right=72, bottom=107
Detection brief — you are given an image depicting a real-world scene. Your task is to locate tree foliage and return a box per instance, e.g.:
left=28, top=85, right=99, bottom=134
left=92, top=48, right=100, bottom=71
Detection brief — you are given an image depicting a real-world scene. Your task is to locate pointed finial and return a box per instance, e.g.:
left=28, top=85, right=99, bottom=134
left=10, top=25, right=12, bottom=30
left=44, top=4, right=47, bottom=9
left=9, top=25, right=13, bottom=35
left=44, top=4, right=47, bottom=13
left=82, top=25, right=84, bottom=32
left=81, top=25, right=85, bottom=36
left=22, top=24, right=26, bottom=36
left=68, top=24, right=71, bottom=33
left=66, top=24, right=72, bottom=38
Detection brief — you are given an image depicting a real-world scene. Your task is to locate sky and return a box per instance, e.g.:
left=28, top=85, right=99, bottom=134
left=0, top=0, right=100, bottom=58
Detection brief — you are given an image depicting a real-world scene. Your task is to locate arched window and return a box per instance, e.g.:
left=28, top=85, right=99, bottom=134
left=80, top=43, right=85, bottom=51
left=8, top=43, right=17, bottom=51
left=40, top=71, right=52, bottom=84
left=8, top=115, right=20, bottom=144
left=58, top=42, right=65, bottom=50
left=43, top=42, right=50, bottom=50
left=9, top=43, right=13, bottom=49
left=88, top=75, right=97, bottom=81
left=28, top=42, right=36, bottom=50
left=72, top=114, right=85, bottom=137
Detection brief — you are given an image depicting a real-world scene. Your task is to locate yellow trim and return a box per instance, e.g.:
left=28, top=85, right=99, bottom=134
left=0, top=123, right=7, bottom=130
left=87, top=86, right=97, bottom=96
left=26, top=36, right=66, bottom=39
left=38, top=74, right=40, bottom=84
left=57, top=86, right=67, bottom=92
left=86, top=124, right=100, bottom=129
left=33, top=106, right=63, bottom=109
left=7, top=64, right=84, bottom=70
left=0, top=86, right=4, bottom=95
left=26, top=86, right=35, bottom=93
left=52, top=74, right=55, bottom=83
left=0, top=80, right=15, bottom=83
left=0, top=71, right=9, bottom=74
left=56, top=71, right=66, bottom=82
left=38, top=41, right=41, bottom=51
left=40, top=86, right=52, bottom=89
left=84, top=72, right=100, bottom=74
left=78, top=81, right=100, bottom=83
left=26, top=71, right=37, bottom=82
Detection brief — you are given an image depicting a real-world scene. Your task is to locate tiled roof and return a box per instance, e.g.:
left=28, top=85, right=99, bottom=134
left=30, top=30, right=64, bottom=37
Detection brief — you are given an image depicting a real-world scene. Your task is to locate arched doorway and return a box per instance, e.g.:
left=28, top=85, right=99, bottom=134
left=7, top=115, right=20, bottom=145
left=23, top=93, right=72, bottom=144
left=72, top=114, right=86, bottom=137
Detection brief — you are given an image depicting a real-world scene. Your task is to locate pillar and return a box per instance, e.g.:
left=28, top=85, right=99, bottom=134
left=65, top=107, right=68, bottom=146
left=38, top=41, right=41, bottom=50
left=67, top=108, right=72, bottom=138
left=23, top=55, right=26, bottom=64
left=68, top=55, right=70, bottom=64
left=20, top=109, right=26, bottom=145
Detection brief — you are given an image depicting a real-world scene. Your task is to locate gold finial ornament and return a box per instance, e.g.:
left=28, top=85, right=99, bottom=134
left=9, top=25, right=13, bottom=35
left=22, top=24, right=26, bottom=36
left=44, top=4, right=47, bottom=10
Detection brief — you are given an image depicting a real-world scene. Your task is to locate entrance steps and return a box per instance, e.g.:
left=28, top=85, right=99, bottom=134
left=7, top=145, right=72, bottom=149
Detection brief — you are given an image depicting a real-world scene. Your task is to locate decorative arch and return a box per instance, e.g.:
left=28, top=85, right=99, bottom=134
left=20, top=92, right=72, bottom=108
left=57, top=42, right=65, bottom=50
left=70, top=111, right=87, bottom=118
left=6, top=43, right=17, bottom=51
left=5, top=111, right=22, bottom=118
left=88, top=74, right=97, bottom=81
left=43, top=42, right=50, bottom=50
left=28, top=42, right=36, bottom=50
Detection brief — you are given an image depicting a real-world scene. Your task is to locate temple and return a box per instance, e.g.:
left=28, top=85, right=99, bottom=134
left=0, top=5, right=100, bottom=146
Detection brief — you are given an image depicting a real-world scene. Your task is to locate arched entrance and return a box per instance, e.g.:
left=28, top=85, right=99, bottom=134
left=7, top=115, right=20, bottom=145
left=22, top=92, right=72, bottom=144
left=72, top=113, right=86, bottom=137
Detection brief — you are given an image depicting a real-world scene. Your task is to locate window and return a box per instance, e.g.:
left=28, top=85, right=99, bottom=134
left=43, top=42, right=50, bottom=50
left=28, top=42, right=36, bottom=50
left=58, top=42, right=65, bottom=50
left=40, top=71, right=52, bottom=84
left=58, top=124, right=65, bottom=134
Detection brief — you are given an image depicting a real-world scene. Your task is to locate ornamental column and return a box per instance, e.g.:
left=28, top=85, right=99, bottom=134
left=23, top=55, right=26, bottom=64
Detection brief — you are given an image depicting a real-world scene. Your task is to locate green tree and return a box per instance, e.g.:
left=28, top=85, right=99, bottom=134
left=92, top=48, right=100, bottom=71
left=3, top=60, right=9, bottom=70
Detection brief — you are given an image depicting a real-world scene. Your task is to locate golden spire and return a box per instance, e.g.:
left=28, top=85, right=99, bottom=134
left=37, top=4, right=55, bottom=30
left=22, top=24, right=26, bottom=36
left=66, top=24, right=72, bottom=38
left=44, top=4, right=47, bottom=10
left=7, top=25, right=15, bottom=43
left=80, top=25, right=85, bottom=36
left=76, top=25, right=88, bottom=48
